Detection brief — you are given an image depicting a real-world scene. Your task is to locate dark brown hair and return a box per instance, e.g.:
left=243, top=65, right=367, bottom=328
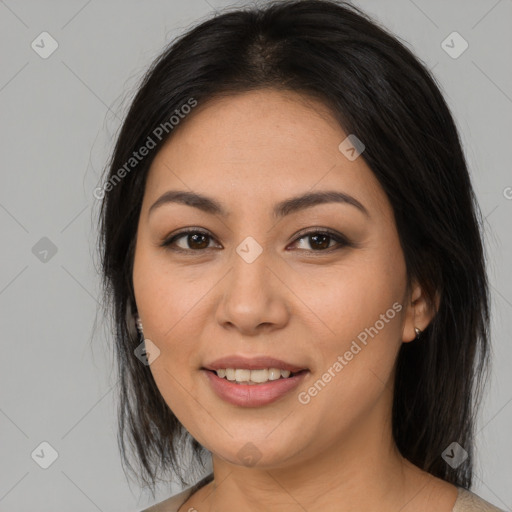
left=97, top=0, right=490, bottom=496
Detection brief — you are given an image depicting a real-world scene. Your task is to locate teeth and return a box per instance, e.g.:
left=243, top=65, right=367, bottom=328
left=268, top=368, right=281, bottom=380
left=215, top=367, right=297, bottom=384
left=234, top=369, right=251, bottom=382
left=250, top=369, right=269, bottom=383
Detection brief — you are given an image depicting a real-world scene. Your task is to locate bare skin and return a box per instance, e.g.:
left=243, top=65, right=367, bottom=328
left=132, top=89, right=458, bottom=512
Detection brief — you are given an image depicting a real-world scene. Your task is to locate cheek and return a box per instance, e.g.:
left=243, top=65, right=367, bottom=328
left=299, top=252, right=406, bottom=351
left=294, top=251, right=405, bottom=412
left=133, top=241, right=213, bottom=346
left=296, top=292, right=404, bottom=436
left=132, top=246, right=208, bottom=415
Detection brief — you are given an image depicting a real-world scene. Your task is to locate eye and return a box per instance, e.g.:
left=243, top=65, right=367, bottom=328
left=161, top=227, right=351, bottom=254
left=161, top=228, right=219, bottom=252
left=288, top=229, right=350, bottom=253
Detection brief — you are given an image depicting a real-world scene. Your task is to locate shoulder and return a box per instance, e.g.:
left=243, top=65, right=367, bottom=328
left=452, top=486, right=505, bottom=512
left=139, top=487, right=194, bottom=512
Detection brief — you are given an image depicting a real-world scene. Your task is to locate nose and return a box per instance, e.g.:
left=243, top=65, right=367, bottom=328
left=214, top=246, right=291, bottom=336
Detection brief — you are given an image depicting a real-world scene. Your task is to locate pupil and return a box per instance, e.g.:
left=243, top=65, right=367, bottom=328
left=311, top=234, right=329, bottom=250
left=190, top=233, right=208, bottom=249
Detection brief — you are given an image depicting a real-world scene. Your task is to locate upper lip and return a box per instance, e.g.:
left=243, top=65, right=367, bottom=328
left=203, top=356, right=307, bottom=373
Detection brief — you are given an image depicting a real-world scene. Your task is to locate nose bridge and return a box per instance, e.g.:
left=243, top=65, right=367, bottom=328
left=233, top=235, right=271, bottom=293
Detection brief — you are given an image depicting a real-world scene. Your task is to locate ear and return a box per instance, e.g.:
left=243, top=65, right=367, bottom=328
left=402, top=281, right=440, bottom=343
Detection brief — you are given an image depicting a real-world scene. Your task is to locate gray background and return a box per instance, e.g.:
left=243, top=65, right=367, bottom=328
left=0, top=0, right=511, bottom=510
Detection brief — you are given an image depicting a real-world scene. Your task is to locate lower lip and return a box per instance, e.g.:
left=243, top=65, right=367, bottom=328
left=203, top=369, right=308, bottom=407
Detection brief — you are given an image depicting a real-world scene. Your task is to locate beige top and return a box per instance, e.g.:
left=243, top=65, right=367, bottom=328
left=141, top=483, right=505, bottom=511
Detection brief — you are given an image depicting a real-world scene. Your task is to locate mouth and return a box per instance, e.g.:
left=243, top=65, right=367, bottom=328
left=201, top=367, right=309, bottom=408
left=201, top=356, right=309, bottom=407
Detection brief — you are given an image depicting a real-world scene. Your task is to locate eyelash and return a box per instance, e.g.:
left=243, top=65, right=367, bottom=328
left=160, top=227, right=352, bottom=255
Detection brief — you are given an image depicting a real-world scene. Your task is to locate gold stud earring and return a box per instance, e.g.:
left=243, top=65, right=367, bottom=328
left=414, top=327, right=422, bottom=340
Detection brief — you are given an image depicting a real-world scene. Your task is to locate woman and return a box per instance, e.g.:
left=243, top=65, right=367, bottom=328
left=97, top=1, right=505, bottom=510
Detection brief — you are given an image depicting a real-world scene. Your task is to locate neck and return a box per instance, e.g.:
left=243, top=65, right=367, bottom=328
left=199, top=403, right=430, bottom=511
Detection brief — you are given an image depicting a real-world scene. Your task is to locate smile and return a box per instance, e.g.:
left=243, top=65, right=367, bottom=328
left=202, top=368, right=309, bottom=407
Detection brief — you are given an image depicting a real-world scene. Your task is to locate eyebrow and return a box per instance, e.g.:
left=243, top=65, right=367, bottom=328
left=148, top=189, right=369, bottom=219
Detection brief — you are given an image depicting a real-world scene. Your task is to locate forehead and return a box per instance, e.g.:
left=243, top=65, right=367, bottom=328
left=143, top=89, right=389, bottom=220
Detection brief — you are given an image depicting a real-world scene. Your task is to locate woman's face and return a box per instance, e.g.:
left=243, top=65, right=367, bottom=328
left=132, top=89, right=419, bottom=469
